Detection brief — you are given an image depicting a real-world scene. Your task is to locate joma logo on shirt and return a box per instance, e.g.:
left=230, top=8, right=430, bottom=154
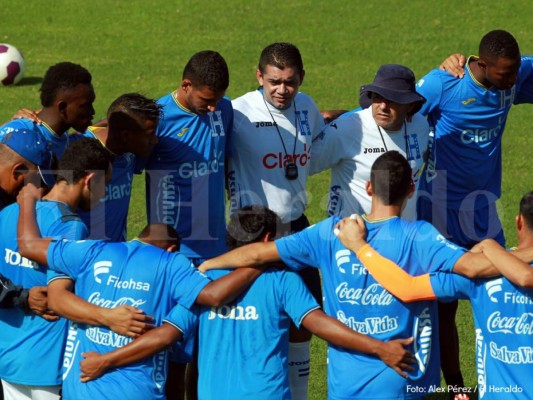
left=363, top=147, right=386, bottom=154
left=207, top=305, right=259, bottom=320
left=4, top=248, right=39, bottom=270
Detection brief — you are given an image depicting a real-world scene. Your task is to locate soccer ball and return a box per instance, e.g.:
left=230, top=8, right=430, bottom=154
left=0, top=44, right=25, bottom=86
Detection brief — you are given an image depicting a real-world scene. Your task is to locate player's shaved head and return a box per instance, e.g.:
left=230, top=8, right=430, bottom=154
left=107, top=93, right=163, bottom=124
left=40, top=62, right=93, bottom=106
left=479, top=30, right=520, bottom=62
left=370, top=151, right=413, bottom=206
left=227, top=205, right=281, bottom=250
left=519, top=191, right=533, bottom=230
left=138, top=223, right=180, bottom=251
left=182, top=51, right=229, bottom=92
left=259, top=42, right=304, bottom=75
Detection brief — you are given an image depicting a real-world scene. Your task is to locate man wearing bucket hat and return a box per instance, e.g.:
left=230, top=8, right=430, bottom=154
left=311, top=64, right=430, bottom=221
left=0, top=127, right=55, bottom=317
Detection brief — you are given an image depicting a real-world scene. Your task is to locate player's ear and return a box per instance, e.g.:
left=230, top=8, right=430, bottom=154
left=166, top=244, right=178, bottom=253
left=57, top=99, right=68, bottom=118
left=262, top=231, right=272, bottom=243
left=365, top=181, right=373, bottom=196
left=255, top=69, right=264, bottom=86
left=11, top=162, right=29, bottom=192
left=516, top=214, right=523, bottom=232
left=181, top=79, right=192, bottom=93
left=299, top=69, right=305, bottom=86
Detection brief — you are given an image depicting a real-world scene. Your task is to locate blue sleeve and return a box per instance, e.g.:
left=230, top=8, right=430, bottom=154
left=163, top=303, right=200, bottom=341
left=430, top=272, right=473, bottom=302
left=514, top=55, right=533, bottom=104
left=275, top=218, right=337, bottom=271
left=416, top=69, right=443, bottom=117
left=46, top=239, right=97, bottom=280
left=414, top=222, right=467, bottom=273
left=278, top=271, right=320, bottom=328
left=167, top=253, right=210, bottom=309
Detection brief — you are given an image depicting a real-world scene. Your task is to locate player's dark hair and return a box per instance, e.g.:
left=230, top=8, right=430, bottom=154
left=55, top=137, right=114, bottom=184
left=138, top=223, right=180, bottom=251
left=479, top=30, right=520, bottom=62
left=182, top=51, right=229, bottom=92
left=370, top=151, right=412, bottom=206
left=519, top=191, right=533, bottom=230
left=258, top=42, right=304, bottom=74
left=107, top=93, right=163, bottom=123
left=40, top=62, right=93, bottom=107
left=227, top=205, right=281, bottom=250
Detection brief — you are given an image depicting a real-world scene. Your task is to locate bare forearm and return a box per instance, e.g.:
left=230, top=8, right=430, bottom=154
left=17, top=193, right=50, bottom=265
left=106, top=325, right=178, bottom=368
left=303, top=310, right=381, bottom=355
left=199, top=242, right=279, bottom=272
left=484, top=242, right=533, bottom=288
left=48, top=283, right=108, bottom=325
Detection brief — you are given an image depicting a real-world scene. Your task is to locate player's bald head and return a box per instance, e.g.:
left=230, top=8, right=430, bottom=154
left=138, top=223, right=180, bottom=251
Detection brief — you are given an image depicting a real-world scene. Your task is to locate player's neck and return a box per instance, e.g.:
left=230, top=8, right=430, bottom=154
left=93, top=127, right=121, bottom=154
left=37, top=109, right=68, bottom=136
left=366, top=200, right=402, bottom=221
left=517, top=232, right=533, bottom=250
left=174, top=90, right=193, bottom=114
left=43, top=182, right=82, bottom=211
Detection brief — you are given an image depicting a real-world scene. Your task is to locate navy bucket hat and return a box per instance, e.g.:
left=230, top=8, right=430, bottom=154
left=359, top=64, right=426, bottom=114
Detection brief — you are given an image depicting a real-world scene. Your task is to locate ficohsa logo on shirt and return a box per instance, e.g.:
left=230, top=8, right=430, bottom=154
left=93, top=260, right=150, bottom=291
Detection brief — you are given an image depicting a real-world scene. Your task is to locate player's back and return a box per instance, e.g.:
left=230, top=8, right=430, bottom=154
left=48, top=239, right=208, bottom=400
left=431, top=271, right=532, bottom=399
left=191, top=267, right=319, bottom=400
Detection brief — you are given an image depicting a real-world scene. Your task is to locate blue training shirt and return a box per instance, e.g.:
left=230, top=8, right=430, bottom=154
left=140, top=93, right=233, bottom=259
left=164, top=267, right=320, bottom=400
left=0, top=200, right=87, bottom=386
left=47, top=239, right=210, bottom=400
left=430, top=270, right=532, bottom=400
left=416, top=56, right=533, bottom=210
left=276, top=216, right=465, bottom=400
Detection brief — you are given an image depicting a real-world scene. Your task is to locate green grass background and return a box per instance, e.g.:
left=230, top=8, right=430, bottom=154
left=1, top=1, right=531, bottom=398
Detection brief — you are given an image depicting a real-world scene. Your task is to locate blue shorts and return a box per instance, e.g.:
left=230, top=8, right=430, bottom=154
left=417, top=197, right=505, bottom=249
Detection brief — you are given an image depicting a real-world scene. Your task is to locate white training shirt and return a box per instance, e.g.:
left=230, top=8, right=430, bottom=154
left=229, top=90, right=324, bottom=223
left=311, top=107, right=429, bottom=220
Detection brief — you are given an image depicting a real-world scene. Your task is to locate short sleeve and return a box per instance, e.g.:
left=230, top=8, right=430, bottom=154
left=275, top=218, right=336, bottom=271
left=416, top=69, right=444, bottom=117
left=430, top=272, right=473, bottom=302
left=414, top=222, right=467, bottom=273
left=514, top=55, right=533, bottom=104
left=163, top=303, right=200, bottom=341
left=310, top=123, right=345, bottom=175
left=167, top=253, right=210, bottom=308
left=278, top=271, right=320, bottom=328
left=47, top=239, right=98, bottom=280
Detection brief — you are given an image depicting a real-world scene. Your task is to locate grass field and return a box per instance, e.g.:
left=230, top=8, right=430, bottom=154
left=1, top=1, right=532, bottom=398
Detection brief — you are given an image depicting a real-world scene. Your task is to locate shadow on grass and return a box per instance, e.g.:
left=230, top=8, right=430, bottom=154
left=15, top=76, right=43, bottom=86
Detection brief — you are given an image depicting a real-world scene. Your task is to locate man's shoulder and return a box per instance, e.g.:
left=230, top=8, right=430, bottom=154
left=232, top=90, right=260, bottom=110
left=295, top=91, right=319, bottom=108
left=0, top=117, right=36, bottom=131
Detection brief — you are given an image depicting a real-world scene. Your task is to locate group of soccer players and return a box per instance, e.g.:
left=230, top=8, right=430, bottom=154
left=0, top=28, right=531, bottom=400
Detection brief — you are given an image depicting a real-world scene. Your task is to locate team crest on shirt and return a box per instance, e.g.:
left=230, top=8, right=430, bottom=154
left=209, top=110, right=225, bottom=137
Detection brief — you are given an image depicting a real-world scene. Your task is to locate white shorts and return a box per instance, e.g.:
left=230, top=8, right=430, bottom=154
left=1, top=380, right=60, bottom=400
